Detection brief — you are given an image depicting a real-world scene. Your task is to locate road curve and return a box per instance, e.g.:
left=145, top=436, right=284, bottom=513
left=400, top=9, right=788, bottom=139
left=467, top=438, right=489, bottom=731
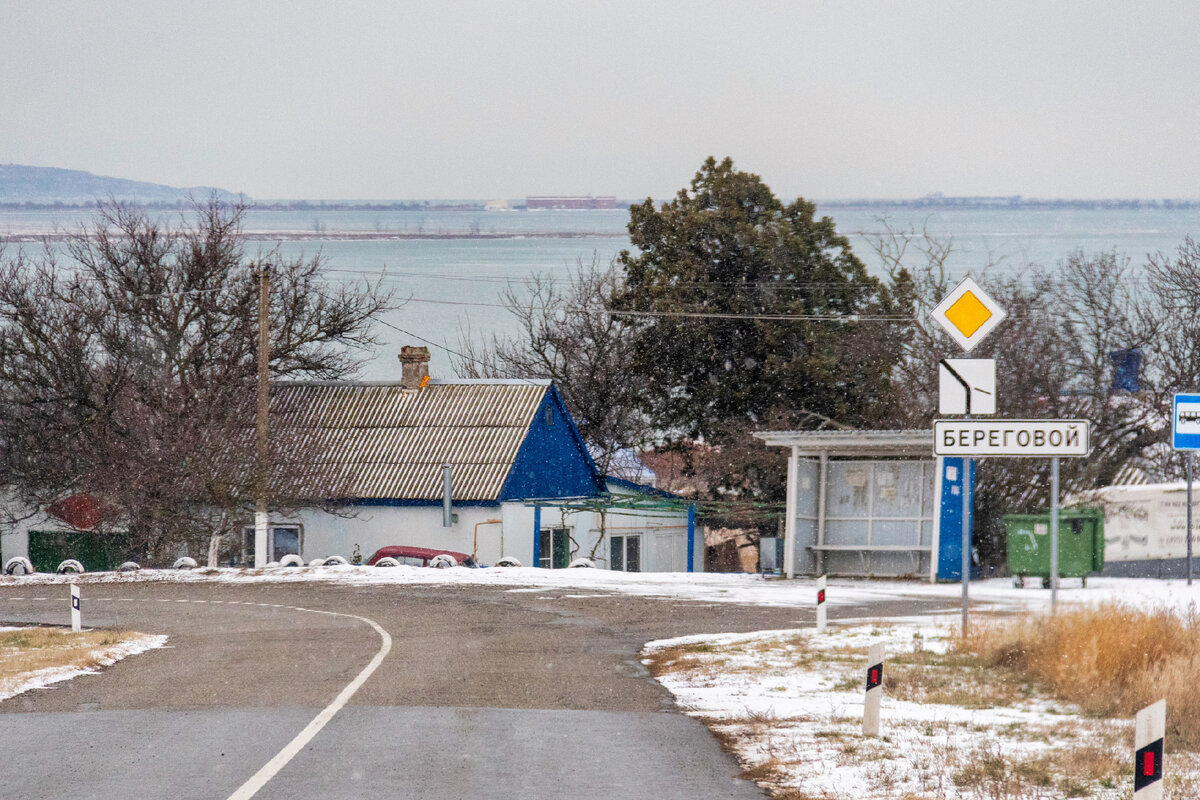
left=0, top=580, right=956, bottom=798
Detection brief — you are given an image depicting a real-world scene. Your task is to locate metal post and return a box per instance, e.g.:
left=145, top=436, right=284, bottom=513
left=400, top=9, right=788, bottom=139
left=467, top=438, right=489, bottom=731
left=816, top=450, right=828, bottom=576
left=1188, top=453, right=1194, bottom=586
left=1050, top=457, right=1060, bottom=614
left=442, top=463, right=454, bottom=528
left=532, top=506, right=541, bottom=568
left=254, top=266, right=270, bottom=568
left=783, top=446, right=798, bottom=579
left=686, top=504, right=696, bottom=573
left=961, top=457, right=971, bottom=637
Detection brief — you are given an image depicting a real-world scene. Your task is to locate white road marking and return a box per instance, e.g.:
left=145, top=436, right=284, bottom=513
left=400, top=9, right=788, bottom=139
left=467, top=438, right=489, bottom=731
left=225, top=609, right=391, bottom=800
left=0, top=591, right=393, bottom=799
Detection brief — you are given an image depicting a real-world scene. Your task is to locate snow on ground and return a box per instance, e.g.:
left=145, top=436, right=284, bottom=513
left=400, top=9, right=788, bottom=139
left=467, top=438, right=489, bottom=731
left=0, top=630, right=168, bottom=703
left=643, top=620, right=1199, bottom=799
left=5, top=566, right=1200, bottom=614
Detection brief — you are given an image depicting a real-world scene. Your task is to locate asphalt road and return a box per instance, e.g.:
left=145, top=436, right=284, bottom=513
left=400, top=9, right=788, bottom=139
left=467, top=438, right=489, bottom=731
left=0, top=580, right=956, bottom=799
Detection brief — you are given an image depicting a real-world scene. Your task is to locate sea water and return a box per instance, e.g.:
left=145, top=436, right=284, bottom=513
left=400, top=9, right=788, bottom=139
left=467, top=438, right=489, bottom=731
left=3, top=204, right=1199, bottom=379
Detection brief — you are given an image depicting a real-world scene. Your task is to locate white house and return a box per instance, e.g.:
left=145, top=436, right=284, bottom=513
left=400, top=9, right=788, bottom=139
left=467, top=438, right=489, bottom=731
left=3, top=348, right=701, bottom=573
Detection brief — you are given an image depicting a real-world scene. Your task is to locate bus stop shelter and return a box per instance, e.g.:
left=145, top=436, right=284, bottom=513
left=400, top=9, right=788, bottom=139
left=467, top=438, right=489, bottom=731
left=754, top=430, right=942, bottom=580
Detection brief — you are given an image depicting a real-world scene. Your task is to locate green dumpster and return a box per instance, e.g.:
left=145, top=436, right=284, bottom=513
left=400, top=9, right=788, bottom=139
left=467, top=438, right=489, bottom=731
left=1004, top=508, right=1104, bottom=588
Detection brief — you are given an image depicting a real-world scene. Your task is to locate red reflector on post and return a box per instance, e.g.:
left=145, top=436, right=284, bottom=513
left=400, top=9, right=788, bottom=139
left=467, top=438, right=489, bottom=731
left=817, top=590, right=825, bottom=604
left=1144, top=752, right=1155, bottom=776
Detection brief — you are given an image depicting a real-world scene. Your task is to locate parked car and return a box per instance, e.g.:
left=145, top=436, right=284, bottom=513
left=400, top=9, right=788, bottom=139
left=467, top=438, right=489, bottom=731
left=366, top=545, right=479, bottom=568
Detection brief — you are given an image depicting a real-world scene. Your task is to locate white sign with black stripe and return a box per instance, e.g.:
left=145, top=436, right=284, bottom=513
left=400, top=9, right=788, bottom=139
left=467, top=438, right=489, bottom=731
left=815, top=575, right=827, bottom=633
left=863, top=642, right=885, bottom=736
left=938, top=358, right=996, bottom=415
left=70, top=583, right=81, bottom=633
left=1135, top=700, right=1165, bottom=800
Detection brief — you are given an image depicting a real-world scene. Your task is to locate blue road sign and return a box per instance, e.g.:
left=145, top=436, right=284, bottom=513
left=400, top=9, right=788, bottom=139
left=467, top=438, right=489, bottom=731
left=1173, top=394, right=1200, bottom=450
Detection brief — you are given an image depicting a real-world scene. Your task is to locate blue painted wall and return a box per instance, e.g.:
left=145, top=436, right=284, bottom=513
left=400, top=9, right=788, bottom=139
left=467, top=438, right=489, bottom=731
left=937, top=456, right=980, bottom=581
left=500, top=387, right=600, bottom=501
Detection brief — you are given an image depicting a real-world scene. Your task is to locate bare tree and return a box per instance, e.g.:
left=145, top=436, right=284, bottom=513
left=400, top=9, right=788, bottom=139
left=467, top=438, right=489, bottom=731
left=454, top=256, right=655, bottom=480
left=866, top=222, right=1166, bottom=567
left=0, top=199, right=393, bottom=565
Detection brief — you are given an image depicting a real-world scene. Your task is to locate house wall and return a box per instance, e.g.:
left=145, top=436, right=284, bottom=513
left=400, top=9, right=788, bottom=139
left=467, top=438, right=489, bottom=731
left=272, top=504, right=520, bottom=565
left=1, top=495, right=701, bottom=573
left=272, top=498, right=699, bottom=572
left=1, top=509, right=106, bottom=570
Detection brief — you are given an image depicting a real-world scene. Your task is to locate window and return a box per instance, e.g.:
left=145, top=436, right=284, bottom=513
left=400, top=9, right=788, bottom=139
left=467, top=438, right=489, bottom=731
left=273, top=527, right=300, bottom=559
left=241, top=525, right=304, bottom=564
left=610, top=534, right=641, bottom=572
left=544, top=404, right=555, bottom=425
left=538, top=527, right=571, bottom=569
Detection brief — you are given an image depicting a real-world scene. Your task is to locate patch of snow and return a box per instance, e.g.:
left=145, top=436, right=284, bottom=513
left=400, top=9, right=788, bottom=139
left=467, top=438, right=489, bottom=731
left=644, top=621, right=1141, bottom=799
left=4, top=568, right=1200, bottom=615
left=0, top=631, right=168, bottom=703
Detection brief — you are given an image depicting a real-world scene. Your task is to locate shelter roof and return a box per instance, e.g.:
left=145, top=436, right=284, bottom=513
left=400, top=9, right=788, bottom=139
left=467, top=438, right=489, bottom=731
left=753, top=430, right=934, bottom=458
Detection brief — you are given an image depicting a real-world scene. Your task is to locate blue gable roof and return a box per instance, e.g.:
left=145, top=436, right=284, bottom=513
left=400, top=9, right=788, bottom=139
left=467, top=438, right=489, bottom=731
left=499, top=385, right=601, bottom=501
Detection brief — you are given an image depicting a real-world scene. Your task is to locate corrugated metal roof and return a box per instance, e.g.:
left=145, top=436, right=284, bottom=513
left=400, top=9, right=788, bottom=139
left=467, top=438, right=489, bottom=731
left=271, top=381, right=549, bottom=501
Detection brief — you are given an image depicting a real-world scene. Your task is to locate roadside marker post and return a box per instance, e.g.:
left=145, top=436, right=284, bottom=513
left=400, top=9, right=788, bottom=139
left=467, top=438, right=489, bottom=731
left=815, top=575, right=827, bottom=633
left=1134, top=700, right=1165, bottom=800
left=862, top=642, right=885, bottom=736
left=70, top=584, right=81, bottom=633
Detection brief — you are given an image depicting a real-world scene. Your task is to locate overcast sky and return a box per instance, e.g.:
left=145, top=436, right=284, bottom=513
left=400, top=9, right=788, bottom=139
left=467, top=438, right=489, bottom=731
left=3, top=1, right=1197, bottom=201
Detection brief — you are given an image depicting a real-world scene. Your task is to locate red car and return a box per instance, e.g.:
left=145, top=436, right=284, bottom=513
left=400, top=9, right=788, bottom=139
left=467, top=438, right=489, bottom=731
left=366, top=545, right=478, bottom=568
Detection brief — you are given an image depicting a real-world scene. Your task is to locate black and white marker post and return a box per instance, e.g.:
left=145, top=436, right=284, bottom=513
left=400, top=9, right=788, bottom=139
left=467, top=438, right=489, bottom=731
left=1134, top=700, right=1165, bottom=800
left=70, top=583, right=81, bottom=633
left=862, top=642, right=885, bottom=736
left=815, top=575, right=827, bottom=633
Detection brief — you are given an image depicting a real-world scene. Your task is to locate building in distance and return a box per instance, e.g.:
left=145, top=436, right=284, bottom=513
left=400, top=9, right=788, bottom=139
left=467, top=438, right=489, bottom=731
left=525, top=195, right=616, bottom=210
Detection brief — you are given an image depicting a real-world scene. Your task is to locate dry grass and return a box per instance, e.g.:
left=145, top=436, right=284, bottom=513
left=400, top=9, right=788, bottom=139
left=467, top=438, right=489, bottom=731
left=949, top=738, right=1126, bottom=800
left=886, top=648, right=1031, bottom=709
left=0, top=627, right=144, bottom=691
left=958, top=602, right=1200, bottom=749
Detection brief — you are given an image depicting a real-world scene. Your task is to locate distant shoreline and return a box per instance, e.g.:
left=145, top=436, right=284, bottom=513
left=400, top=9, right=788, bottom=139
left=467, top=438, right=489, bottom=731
left=3, top=197, right=1200, bottom=213
left=0, top=230, right=630, bottom=243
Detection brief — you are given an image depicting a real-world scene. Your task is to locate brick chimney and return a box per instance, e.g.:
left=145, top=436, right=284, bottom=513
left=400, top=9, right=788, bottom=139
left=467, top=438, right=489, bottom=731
left=398, top=346, right=431, bottom=389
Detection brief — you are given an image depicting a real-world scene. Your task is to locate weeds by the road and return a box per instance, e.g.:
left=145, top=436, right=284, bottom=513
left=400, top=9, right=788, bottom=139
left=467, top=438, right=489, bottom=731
left=959, top=603, right=1200, bottom=750
left=0, top=627, right=156, bottom=695
left=644, top=613, right=1200, bottom=800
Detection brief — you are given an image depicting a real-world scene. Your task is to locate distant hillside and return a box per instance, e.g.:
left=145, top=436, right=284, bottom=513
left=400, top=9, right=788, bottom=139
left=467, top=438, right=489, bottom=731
left=0, top=164, right=240, bottom=206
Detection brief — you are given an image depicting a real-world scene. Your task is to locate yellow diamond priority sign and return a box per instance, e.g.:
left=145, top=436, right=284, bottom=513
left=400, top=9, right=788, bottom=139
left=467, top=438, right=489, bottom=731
left=931, top=277, right=1006, bottom=352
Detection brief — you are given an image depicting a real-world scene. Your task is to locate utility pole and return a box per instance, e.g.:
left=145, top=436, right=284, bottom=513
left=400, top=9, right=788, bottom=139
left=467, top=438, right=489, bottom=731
left=255, top=266, right=270, bottom=567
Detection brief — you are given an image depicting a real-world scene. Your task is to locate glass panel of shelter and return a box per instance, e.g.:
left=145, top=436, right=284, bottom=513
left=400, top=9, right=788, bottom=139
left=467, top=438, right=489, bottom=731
left=799, top=458, right=936, bottom=576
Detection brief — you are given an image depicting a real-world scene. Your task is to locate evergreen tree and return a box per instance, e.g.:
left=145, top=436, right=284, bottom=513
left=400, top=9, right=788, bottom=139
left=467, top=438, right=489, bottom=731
left=617, top=156, right=909, bottom=441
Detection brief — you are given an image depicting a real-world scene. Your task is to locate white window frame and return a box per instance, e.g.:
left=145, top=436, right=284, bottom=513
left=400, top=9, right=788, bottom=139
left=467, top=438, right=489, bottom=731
left=609, top=533, right=642, bottom=573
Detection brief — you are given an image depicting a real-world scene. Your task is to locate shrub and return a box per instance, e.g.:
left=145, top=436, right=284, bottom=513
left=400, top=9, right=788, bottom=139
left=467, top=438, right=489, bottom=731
left=959, top=603, right=1200, bottom=749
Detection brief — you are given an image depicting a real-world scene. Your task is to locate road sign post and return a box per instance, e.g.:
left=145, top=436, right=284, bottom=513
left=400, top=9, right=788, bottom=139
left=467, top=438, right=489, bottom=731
left=931, top=277, right=1009, bottom=637
left=1050, top=457, right=1060, bottom=612
left=1188, top=453, right=1194, bottom=587
left=1172, top=395, right=1200, bottom=586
